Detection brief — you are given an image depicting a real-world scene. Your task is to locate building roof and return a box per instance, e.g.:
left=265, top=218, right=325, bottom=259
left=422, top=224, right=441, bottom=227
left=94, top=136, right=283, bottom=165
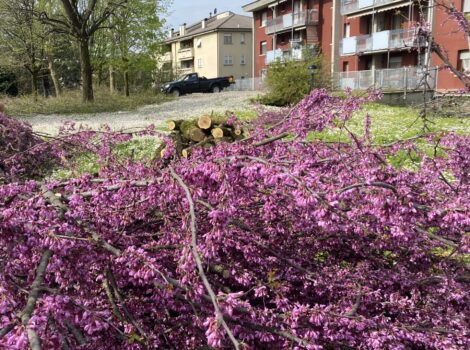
left=165, top=12, right=253, bottom=43
left=242, top=0, right=279, bottom=12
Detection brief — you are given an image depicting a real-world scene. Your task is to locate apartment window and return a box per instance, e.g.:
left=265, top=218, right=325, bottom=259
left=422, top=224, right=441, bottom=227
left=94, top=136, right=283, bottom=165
left=343, top=23, right=350, bottom=38
left=463, top=0, right=470, bottom=12
left=458, top=50, right=470, bottom=74
left=260, top=41, right=267, bottom=55
left=197, top=58, right=204, bottom=68
left=261, top=11, right=267, bottom=27
left=224, top=55, right=233, bottom=65
left=389, top=56, right=402, bottom=69
left=240, top=33, right=246, bottom=44
left=224, top=34, right=233, bottom=45
left=241, top=55, right=246, bottom=65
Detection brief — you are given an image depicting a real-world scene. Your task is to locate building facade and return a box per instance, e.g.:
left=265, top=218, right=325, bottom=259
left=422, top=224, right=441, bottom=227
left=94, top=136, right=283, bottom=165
left=163, top=12, right=253, bottom=81
left=243, top=0, right=470, bottom=92
left=242, top=0, right=338, bottom=80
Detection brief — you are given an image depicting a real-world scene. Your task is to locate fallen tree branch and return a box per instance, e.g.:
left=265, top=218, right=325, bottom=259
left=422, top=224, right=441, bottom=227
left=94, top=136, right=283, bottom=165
left=169, top=167, right=240, bottom=350
left=18, top=250, right=54, bottom=350
left=254, top=132, right=290, bottom=147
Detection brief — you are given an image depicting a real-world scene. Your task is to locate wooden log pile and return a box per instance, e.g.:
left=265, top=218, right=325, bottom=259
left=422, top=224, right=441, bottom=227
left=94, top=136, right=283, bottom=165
left=158, top=114, right=244, bottom=159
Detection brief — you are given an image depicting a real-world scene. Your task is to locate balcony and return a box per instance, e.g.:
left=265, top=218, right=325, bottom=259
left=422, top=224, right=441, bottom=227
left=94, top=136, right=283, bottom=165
left=265, top=47, right=307, bottom=65
left=177, top=47, right=194, bottom=61
left=341, top=0, right=408, bottom=16
left=340, top=29, right=424, bottom=56
left=334, top=66, right=438, bottom=91
left=179, top=67, right=194, bottom=75
left=266, top=10, right=319, bottom=35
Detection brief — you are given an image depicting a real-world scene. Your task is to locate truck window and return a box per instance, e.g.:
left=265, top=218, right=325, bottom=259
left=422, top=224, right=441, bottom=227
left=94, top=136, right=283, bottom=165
left=185, top=74, right=198, bottom=82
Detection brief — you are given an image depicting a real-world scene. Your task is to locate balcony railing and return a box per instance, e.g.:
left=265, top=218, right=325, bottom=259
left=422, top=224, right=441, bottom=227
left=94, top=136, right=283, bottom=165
left=341, top=0, right=406, bottom=15
left=333, top=66, right=438, bottom=91
left=265, top=47, right=307, bottom=65
left=179, top=67, right=194, bottom=75
left=340, top=29, right=424, bottom=55
left=177, top=47, right=194, bottom=61
left=266, top=10, right=319, bottom=35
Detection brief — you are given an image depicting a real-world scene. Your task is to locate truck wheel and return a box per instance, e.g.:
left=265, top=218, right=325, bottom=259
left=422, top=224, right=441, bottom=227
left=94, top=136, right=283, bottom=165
left=171, top=89, right=180, bottom=97
left=211, top=85, right=221, bottom=93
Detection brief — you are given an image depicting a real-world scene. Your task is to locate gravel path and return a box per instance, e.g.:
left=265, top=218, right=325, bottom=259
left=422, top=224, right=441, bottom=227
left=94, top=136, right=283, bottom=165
left=21, top=91, right=260, bottom=134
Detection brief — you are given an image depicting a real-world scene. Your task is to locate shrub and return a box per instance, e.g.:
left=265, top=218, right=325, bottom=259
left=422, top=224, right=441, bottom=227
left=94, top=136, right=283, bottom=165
left=260, top=49, right=330, bottom=106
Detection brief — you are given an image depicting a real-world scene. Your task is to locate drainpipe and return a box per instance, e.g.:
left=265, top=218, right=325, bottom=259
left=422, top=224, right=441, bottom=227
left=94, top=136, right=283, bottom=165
left=291, top=0, right=295, bottom=45
left=252, top=16, right=255, bottom=89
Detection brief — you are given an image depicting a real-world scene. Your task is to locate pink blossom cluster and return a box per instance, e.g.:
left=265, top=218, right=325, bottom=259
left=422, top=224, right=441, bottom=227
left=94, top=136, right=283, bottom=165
left=0, top=90, right=469, bottom=349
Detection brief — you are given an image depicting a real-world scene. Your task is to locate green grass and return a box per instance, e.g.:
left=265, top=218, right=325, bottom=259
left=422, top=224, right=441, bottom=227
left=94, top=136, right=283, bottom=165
left=1, top=88, right=171, bottom=116
left=311, top=103, right=470, bottom=144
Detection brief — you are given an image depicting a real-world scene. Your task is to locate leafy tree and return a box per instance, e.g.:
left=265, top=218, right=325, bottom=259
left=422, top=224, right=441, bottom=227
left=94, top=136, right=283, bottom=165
left=39, top=0, right=128, bottom=102
left=107, top=0, right=167, bottom=96
left=0, top=0, right=47, bottom=99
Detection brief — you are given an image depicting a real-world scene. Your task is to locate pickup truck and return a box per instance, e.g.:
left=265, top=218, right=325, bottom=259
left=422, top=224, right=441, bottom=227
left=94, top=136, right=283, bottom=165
left=161, top=73, right=235, bottom=96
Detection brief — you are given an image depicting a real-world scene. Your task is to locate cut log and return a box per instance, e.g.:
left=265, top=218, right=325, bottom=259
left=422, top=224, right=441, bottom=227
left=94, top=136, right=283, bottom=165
left=182, top=136, right=214, bottom=158
left=168, top=120, right=184, bottom=131
left=154, top=142, right=166, bottom=160
left=211, top=127, right=224, bottom=139
left=160, top=147, right=167, bottom=158
left=180, top=120, right=206, bottom=142
left=210, top=116, right=229, bottom=127
left=197, top=115, right=212, bottom=130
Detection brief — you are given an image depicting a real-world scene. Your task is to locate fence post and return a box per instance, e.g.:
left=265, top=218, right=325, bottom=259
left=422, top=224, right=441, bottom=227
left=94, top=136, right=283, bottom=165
left=404, top=67, right=408, bottom=100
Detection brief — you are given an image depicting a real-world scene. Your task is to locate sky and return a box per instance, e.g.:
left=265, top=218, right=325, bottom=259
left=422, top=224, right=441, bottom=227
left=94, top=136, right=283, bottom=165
left=166, top=0, right=252, bottom=29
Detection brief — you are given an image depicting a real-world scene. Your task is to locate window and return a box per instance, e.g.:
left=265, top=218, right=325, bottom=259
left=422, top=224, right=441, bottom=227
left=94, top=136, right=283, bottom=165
left=463, top=0, right=470, bottom=12
left=184, top=73, right=198, bottom=81
left=458, top=50, right=470, bottom=74
left=224, top=34, right=232, bottom=45
left=197, top=58, right=204, bottom=68
left=241, top=55, right=246, bottom=65
left=224, top=55, right=233, bottom=65
left=343, top=23, right=350, bottom=38
left=389, top=56, right=402, bottom=69
left=342, top=62, right=349, bottom=72
left=240, top=33, right=246, bottom=44
left=261, top=11, right=267, bottom=27
left=260, top=41, right=267, bottom=55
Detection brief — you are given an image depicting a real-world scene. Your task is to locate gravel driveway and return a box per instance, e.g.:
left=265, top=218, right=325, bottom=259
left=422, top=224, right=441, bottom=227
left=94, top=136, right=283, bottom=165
left=22, top=91, right=260, bottom=134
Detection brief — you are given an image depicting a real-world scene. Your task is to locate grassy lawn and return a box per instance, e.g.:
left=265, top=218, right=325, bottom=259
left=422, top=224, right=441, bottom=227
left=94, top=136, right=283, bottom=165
left=1, top=88, right=171, bottom=116
left=312, top=102, right=470, bottom=144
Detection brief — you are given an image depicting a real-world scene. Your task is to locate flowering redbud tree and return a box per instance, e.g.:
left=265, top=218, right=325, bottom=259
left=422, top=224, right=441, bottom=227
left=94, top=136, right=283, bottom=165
left=0, top=89, right=469, bottom=350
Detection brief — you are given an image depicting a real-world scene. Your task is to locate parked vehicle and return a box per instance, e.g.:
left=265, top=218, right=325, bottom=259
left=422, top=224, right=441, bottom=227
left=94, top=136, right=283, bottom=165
left=161, top=73, right=235, bottom=96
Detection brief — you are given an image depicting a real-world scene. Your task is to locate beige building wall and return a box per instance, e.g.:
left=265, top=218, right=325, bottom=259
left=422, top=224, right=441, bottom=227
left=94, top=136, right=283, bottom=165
left=167, top=30, right=253, bottom=80
left=218, top=31, right=253, bottom=80
left=193, top=33, right=219, bottom=79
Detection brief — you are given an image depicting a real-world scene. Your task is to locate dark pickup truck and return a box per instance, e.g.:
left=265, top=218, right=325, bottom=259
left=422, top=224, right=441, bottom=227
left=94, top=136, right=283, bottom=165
left=161, top=73, right=235, bottom=96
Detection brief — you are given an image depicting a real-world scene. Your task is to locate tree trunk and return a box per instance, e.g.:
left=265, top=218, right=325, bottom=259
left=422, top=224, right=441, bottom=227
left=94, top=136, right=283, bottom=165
left=31, top=70, right=39, bottom=101
left=109, top=65, right=116, bottom=94
left=124, top=70, right=130, bottom=97
left=79, top=38, right=94, bottom=102
left=48, top=59, right=62, bottom=97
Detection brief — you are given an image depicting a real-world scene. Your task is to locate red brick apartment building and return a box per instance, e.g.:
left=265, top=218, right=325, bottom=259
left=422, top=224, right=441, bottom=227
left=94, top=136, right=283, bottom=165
left=243, top=0, right=470, bottom=91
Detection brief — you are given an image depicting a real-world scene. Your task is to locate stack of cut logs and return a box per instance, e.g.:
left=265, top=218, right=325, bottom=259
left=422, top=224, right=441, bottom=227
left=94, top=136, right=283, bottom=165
left=159, top=114, right=244, bottom=158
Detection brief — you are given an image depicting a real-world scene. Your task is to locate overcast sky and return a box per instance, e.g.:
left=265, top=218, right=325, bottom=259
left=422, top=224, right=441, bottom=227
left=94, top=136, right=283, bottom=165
left=166, top=0, right=252, bottom=29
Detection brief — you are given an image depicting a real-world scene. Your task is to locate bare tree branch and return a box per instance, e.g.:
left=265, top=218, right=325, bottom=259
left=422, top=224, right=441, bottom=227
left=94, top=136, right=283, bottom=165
left=169, top=167, right=241, bottom=350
